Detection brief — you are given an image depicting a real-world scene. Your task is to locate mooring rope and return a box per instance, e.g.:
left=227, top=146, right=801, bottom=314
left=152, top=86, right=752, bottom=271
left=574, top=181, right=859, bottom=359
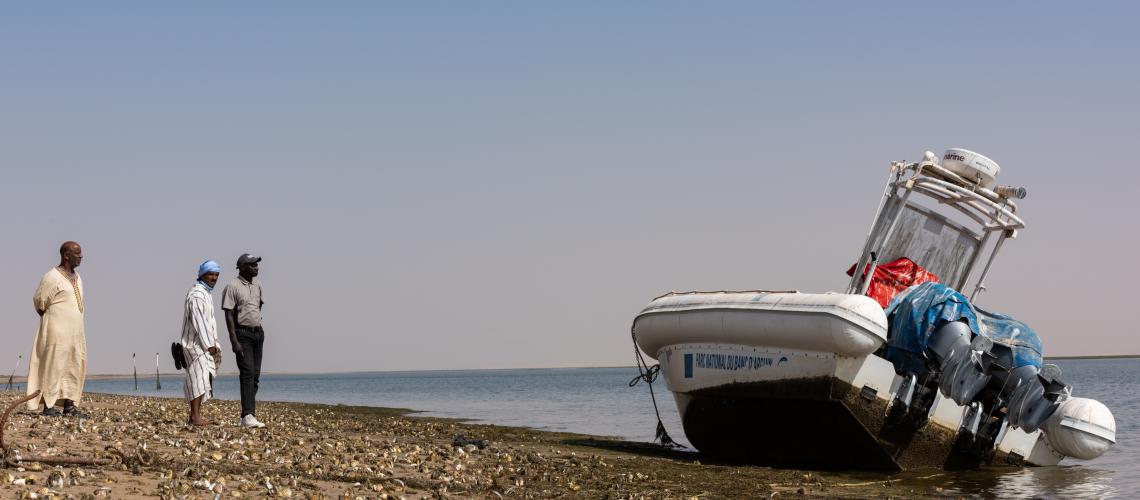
left=629, top=323, right=682, bottom=448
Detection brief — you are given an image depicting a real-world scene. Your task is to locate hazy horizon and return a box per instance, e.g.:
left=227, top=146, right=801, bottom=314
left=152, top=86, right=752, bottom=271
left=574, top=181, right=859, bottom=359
left=3, top=2, right=1139, bottom=375
left=7, top=355, right=1136, bottom=381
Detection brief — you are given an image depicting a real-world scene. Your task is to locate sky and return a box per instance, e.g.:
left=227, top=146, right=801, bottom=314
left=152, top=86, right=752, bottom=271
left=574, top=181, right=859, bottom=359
left=2, top=2, right=1138, bottom=375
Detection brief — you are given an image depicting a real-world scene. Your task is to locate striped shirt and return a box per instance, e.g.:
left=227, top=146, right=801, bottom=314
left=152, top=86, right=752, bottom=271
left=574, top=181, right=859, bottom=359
left=181, top=282, right=219, bottom=401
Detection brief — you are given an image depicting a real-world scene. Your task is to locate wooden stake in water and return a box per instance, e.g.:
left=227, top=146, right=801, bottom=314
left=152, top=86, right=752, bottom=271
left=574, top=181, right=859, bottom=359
left=155, top=353, right=161, bottom=390
left=133, top=353, right=138, bottom=390
left=6, top=355, right=21, bottom=390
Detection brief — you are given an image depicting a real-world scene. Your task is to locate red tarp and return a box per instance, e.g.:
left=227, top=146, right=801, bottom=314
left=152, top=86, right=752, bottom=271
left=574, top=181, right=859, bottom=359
left=846, top=257, right=940, bottom=309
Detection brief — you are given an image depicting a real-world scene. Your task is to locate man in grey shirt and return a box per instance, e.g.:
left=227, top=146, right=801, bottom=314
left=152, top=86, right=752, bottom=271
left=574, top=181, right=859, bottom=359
left=222, top=253, right=267, bottom=428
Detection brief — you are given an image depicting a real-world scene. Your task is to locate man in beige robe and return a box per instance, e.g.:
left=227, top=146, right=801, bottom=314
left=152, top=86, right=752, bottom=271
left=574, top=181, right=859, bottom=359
left=26, top=241, right=88, bottom=417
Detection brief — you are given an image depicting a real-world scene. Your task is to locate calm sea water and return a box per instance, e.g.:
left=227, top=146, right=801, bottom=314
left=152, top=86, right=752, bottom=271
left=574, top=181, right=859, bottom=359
left=78, top=358, right=1137, bottom=498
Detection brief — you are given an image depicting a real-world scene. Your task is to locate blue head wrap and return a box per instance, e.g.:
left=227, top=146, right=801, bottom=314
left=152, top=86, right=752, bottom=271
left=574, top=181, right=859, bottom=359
left=197, top=260, right=221, bottom=290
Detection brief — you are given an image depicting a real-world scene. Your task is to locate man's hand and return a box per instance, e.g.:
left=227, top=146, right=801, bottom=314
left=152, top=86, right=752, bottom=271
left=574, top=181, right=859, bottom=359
left=224, top=308, right=241, bottom=354
left=208, top=346, right=220, bottom=356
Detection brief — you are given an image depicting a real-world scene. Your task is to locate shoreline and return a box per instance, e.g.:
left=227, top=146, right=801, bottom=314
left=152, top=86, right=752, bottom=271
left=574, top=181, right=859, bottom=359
left=0, top=390, right=961, bottom=498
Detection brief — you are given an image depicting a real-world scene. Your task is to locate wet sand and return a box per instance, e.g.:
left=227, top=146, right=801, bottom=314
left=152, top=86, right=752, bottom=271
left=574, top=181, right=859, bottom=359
left=1, top=391, right=959, bottom=499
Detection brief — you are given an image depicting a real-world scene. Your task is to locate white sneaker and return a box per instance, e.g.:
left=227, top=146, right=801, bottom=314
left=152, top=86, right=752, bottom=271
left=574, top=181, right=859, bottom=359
left=240, top=414, right=266, bottom=428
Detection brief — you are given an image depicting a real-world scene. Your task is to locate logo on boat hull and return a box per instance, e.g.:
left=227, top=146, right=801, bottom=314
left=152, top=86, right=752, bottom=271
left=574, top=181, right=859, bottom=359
left=680, top=351, right=789, bottom=378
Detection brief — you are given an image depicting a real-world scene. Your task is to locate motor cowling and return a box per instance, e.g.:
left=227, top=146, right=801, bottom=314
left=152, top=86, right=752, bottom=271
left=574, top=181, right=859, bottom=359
left=886, top=283, right=1117, bottom=461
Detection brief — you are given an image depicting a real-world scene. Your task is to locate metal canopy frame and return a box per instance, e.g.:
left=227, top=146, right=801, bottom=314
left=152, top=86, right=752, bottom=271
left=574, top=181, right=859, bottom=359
left=845, top=158, right=1027, bottom=301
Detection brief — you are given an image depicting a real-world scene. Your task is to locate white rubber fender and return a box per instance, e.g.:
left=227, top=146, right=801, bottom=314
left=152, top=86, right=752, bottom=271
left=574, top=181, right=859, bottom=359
left=1044, top=397, right=1116, bottom=460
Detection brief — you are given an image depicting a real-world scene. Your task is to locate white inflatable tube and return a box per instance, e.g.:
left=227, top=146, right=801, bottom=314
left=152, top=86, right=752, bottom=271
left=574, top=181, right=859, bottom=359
left=1044, top=397, right=1117, bottom=460
left=634, top=292, right=888, bottom=359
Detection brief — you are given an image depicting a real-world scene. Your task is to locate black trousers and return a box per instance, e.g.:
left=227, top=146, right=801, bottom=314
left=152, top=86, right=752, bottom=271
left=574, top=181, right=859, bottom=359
left=235, top=327, right=264, bottom=417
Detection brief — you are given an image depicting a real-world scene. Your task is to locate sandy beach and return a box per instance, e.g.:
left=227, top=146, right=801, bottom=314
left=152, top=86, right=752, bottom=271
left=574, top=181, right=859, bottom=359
left=0, top=391, right=967, bottom=499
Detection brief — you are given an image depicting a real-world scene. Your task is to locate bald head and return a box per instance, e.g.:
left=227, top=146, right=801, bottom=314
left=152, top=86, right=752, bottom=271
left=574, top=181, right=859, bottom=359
left=59, top=241, right=83, bottom=270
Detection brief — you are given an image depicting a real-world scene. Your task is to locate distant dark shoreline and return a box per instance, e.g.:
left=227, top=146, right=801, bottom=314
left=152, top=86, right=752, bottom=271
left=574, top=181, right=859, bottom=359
left=4, top=357, right=1135, bottom=384
left=1044, top=354, right=1140, bottom=360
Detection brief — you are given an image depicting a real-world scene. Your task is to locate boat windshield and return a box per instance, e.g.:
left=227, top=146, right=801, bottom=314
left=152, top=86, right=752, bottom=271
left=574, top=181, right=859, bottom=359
left=847, top=158, right=1026, bottom=301
left=877, top=202, right=981, bottom=288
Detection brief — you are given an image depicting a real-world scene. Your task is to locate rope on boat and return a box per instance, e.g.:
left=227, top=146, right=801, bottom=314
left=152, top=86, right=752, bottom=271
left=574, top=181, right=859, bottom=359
left=629, top=323, right=683, bottom=449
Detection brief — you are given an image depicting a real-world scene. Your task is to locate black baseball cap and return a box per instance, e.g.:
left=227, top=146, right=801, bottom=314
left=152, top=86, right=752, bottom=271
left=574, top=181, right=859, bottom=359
left=236, top=253, right=262, bottom=267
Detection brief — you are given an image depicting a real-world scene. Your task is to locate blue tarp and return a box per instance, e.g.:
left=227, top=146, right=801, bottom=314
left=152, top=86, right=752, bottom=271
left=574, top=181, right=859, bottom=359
left=976, top=310, right=1044, bottom=370
left=884, top=282, right=981, bottom=375
left=883, top=282, right=1044, bottom=374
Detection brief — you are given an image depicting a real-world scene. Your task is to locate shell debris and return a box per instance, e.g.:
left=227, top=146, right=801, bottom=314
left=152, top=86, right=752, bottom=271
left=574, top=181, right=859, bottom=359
left=0, top=391, right=897, bottom=498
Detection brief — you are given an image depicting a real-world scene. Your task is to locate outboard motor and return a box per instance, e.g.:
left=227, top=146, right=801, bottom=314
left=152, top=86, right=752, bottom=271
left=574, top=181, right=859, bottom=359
left=928, top=322, right=991, bottom=405
left=886, top=282, right=1117, bottom=461
left=925, top=323, right=1057, bottom=432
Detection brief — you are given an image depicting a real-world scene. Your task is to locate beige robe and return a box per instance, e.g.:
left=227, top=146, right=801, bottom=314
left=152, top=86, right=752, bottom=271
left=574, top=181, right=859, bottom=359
left=26, top=268, right=87, bottom=410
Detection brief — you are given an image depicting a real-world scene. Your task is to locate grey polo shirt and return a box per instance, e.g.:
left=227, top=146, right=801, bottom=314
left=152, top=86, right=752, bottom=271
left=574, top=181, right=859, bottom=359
left=221, top=276, right=264, bottom=328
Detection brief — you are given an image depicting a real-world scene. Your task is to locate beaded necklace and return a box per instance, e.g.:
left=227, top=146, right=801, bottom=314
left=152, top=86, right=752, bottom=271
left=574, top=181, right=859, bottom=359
left=56, top=267, right=84, bottom=313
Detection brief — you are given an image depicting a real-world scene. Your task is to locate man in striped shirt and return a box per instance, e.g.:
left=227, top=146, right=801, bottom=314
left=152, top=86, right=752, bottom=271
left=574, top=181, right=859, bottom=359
left=182, top=260, right=223, bottom=426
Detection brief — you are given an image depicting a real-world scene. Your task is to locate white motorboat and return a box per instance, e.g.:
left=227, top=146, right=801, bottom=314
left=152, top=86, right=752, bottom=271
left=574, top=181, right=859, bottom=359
left=631, top=149, right=1116, bottom=470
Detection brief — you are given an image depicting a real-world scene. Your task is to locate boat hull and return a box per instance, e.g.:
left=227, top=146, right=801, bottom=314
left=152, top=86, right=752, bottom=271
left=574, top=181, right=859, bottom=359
left=656, top=343, right=961, bottom=470
left=653, top=342, right=1066, bottom=470
left=634, top=292, right=1066, bottom=470
left=677, top=376, right=903, bottom=469
left=676, top=377, right=939, bottom=470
